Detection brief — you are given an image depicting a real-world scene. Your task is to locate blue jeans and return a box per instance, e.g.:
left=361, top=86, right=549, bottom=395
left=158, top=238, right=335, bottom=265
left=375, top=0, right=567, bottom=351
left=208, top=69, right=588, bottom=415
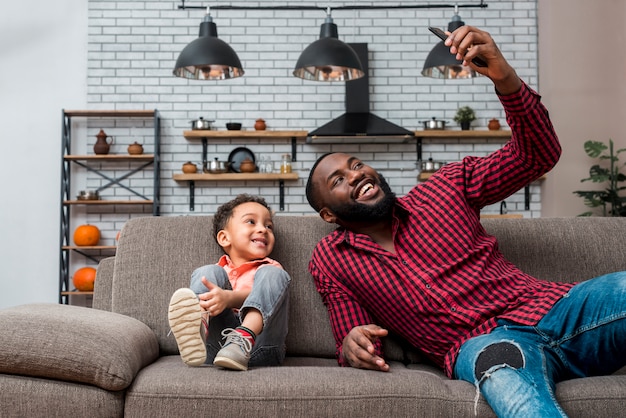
left=454, top=272, right=626, bottom=417
left=189, top=264, right=291, bottom=367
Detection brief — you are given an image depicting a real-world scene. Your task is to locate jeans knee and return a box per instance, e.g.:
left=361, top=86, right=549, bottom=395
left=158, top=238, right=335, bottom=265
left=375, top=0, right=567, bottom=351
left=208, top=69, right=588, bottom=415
left=474, top=341, right=525, bottom=381
left=190, top=264, right=228, bottom=291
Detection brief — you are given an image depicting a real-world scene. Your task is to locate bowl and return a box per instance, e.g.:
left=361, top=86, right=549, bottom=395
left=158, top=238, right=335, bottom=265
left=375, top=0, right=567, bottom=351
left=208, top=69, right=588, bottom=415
left=77, top=190, right=100, bottom=200
left=226, top=122, right=242, bottom=131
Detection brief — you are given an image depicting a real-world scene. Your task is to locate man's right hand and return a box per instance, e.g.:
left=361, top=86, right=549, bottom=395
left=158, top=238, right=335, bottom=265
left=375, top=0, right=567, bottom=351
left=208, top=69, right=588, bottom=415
left=341, top=324, right=390, bottom=372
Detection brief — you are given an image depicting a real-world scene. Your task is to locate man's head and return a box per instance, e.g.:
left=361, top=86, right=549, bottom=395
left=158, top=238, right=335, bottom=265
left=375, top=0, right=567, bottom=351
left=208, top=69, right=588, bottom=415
left=213, top=194, right=275, bottom=264
left=305, top=153, right=396, bottom=227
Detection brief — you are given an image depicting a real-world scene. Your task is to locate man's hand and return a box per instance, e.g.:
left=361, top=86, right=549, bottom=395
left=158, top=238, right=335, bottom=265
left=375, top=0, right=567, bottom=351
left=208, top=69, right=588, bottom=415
left=341, top=324, right=390, bottom=372
left=445, top=26, right=522, bottom=95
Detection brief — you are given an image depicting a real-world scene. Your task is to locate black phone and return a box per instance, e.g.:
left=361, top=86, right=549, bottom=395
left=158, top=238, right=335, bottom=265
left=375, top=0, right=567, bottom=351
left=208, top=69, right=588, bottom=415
left=427, top=26, right=487, bottom=68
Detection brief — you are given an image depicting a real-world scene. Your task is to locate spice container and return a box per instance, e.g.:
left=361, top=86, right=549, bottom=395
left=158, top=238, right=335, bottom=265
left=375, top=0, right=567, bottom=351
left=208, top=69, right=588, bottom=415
left=280, top=154, right=292, bottom=173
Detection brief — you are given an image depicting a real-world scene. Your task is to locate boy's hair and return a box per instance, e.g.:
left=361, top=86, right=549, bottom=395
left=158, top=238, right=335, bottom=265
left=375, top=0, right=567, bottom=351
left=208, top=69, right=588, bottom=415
left=212, top=194, right=272, bottom=243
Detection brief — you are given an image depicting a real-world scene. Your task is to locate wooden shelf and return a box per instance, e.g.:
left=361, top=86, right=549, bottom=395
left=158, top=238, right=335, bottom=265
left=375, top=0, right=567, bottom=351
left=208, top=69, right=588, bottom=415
left=183, top=130, right=308, bottom=140
left=61, top=291, right=94, bottom=296
left=62, top=245, right=116, bottom=250
left=173, top=172, right=299, bottom=181
left=418, top=172, right=546, bottom=182
left=64, top=200, right=153, bottom=205
left=62, top=110, right=156, bottom=118
left=65, top=154, right=154, bottom=161
left=414, top=129, right=512, bottom=139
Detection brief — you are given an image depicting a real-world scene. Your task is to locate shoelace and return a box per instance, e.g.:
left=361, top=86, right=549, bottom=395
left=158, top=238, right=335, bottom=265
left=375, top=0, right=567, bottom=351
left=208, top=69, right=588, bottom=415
left=221, top=328, right=253, bottom=353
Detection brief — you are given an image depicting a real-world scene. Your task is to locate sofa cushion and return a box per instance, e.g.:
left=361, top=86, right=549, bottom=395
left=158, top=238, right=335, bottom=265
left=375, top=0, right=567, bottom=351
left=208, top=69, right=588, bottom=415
left=0, top=303, right=159, bottom=391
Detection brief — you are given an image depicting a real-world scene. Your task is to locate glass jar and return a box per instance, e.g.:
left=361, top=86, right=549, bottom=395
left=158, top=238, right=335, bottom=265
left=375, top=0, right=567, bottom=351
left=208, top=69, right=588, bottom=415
left=280, top=153, right=292, bottom=173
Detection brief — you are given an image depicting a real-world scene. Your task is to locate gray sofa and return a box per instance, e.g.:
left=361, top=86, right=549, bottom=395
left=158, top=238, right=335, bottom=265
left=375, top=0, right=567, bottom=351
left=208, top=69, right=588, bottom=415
left=1, top=216, right=625, bottom=417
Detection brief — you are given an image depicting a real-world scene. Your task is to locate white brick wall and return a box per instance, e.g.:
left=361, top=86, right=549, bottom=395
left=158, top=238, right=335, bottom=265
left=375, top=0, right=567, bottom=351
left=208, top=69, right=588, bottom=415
left=83, top=0, right=540, bottom=241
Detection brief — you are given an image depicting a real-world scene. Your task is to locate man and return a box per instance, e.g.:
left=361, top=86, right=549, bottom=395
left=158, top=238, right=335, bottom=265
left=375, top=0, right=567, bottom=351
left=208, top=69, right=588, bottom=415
left=305, top=26, right=626, bottom=417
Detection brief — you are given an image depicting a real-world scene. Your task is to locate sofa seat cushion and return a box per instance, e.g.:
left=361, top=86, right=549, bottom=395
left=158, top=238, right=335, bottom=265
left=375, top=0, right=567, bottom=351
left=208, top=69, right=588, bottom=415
left=124, top=356, right=497, bottom=417
left=0, top=303, right=159, bottom=391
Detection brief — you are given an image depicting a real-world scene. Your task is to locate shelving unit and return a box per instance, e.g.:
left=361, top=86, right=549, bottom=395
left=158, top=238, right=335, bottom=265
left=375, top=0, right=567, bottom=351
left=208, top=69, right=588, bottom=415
left=59, top=109, right=160, bottom=304
left=174, top=130, right=306, bottom=211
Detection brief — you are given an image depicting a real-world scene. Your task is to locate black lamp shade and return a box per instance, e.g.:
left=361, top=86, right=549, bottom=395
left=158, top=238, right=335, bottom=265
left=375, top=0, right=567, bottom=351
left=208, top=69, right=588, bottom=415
left=422, top=14, right=476, bottom=80
left=173, top=17, right=244, bottom=80
left=293, top=19, right=364, bottom=82
left=421, top=41, right=476, bottom=79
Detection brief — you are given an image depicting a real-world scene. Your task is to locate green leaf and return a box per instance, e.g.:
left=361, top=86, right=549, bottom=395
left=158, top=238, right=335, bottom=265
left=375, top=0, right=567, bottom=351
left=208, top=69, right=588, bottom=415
left=584, top=140, right=607, bottom=158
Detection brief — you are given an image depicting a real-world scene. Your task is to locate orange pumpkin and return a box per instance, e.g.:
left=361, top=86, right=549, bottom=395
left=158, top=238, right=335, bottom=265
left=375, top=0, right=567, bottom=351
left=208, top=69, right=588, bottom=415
left=73, top=224, right=100, bottom=246
left=73, top=267, right=96, bottom=291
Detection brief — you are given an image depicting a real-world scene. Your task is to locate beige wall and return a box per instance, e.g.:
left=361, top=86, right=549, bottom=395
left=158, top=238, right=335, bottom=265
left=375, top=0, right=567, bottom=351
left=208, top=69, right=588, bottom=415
left=539, top=0, right=626, bottom=216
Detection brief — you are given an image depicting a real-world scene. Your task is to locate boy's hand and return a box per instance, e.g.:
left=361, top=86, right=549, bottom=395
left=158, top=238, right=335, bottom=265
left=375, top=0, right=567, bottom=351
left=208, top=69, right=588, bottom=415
left=198, top=277, right=229, bottom=316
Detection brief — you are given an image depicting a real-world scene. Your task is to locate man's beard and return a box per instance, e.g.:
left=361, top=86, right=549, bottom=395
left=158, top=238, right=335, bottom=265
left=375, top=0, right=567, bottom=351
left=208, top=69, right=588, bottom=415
left=328, top=174, right=396, bottom=223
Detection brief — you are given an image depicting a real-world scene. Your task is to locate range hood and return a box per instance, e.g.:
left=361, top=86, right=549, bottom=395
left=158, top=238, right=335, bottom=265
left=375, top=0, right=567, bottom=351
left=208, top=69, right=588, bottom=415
left=307, top=43, right=414, bottom=140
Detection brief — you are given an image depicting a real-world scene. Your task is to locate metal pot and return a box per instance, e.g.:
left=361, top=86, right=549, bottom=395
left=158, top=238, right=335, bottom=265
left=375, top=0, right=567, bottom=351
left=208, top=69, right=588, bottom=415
left=190, top=117, right=213, bottom=130
left=204, top=158, right=231, bottom=174
left=422, top=117, right=447, bottom=130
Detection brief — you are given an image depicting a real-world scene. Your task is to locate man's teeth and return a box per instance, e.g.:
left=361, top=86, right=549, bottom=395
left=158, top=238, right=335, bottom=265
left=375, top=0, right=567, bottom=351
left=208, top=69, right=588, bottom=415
left=359, top=183, right=374, bottom=198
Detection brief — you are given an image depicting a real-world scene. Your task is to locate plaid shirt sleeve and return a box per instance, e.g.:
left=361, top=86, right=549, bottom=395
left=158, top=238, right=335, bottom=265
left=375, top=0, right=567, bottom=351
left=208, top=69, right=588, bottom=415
left=439, top=82, right=561, bottom=209
left=309, top=244, right=384, bottom=366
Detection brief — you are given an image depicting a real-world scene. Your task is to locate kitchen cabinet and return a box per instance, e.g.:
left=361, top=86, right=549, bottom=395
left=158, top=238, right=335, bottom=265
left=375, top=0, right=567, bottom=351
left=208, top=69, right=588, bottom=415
left=59, top=109, right=160, bottom=304
left=174, top=130, right=307, bottom=211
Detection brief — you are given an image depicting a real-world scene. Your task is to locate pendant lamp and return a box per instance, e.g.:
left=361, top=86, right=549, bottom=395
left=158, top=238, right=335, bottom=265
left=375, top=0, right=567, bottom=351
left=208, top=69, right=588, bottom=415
left=422, top=9, right=477, bottom=80
left=293, top=8, right=364, bottom=82
left=173, top=7, right=244, bottom=80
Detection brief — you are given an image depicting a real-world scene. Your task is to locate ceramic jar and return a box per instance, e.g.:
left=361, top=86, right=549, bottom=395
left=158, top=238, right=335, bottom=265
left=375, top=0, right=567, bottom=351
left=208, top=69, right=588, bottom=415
left=94, top=129, right=113, bottom=155
left=254, top=118, right=266, bottom=131
left=239, top=158, right=256, bottom=173
left=127, top=142, right=143, bottom=155
left=488, top=118, right=501, bottom=131
left=182, top=161, right=197, bottom=174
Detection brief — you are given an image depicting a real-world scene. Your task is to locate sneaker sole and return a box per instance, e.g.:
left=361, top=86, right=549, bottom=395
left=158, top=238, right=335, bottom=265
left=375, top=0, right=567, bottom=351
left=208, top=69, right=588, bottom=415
left=213, top=355, right=248, bottom=371
left=168, top=288, right=207, bottom=366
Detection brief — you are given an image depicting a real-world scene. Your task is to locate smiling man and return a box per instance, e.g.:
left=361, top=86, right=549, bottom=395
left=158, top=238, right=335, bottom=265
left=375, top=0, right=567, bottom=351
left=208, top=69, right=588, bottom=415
left=305, top=26, right=626, bottom=418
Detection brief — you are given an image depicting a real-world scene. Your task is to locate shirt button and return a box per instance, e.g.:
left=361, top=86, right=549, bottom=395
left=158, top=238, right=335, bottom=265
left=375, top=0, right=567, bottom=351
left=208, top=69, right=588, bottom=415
left=451, top=306, right=457, bottom=312
left=425, top=284, right=431, bottom=289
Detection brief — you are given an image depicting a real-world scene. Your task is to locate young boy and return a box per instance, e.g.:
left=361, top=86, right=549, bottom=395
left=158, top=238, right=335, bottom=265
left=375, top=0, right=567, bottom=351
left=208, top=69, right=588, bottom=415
left=168, top=194, right=291, bottom=371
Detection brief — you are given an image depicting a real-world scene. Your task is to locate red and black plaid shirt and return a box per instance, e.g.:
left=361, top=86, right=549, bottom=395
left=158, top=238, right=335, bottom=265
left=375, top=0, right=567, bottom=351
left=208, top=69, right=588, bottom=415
left=309, top=82, right=574, bottom=377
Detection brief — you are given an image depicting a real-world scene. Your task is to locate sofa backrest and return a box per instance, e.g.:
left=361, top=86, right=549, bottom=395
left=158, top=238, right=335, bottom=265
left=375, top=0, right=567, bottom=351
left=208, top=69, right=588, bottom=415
left=108, top=215, right=340, bottom=358
left=104, top=215, right=626, bottom=360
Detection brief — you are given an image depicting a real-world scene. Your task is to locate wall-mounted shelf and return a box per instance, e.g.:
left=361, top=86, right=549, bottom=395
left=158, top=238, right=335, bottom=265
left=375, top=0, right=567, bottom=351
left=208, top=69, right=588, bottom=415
left=176, top=132, right=304, bottom=212
left=413, top=129, right=511, bottom=162
left=173, top=173, right=299, bottom=212
left=184, top=130, right=308, bottom=162
left=413, top=129, right=511, bottom=139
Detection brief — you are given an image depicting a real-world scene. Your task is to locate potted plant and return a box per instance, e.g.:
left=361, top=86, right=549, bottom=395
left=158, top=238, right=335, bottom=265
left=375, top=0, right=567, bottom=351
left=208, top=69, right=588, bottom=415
left=453, top=106, right=476, bottom=130
left=573, top=139, right=626, bottom=216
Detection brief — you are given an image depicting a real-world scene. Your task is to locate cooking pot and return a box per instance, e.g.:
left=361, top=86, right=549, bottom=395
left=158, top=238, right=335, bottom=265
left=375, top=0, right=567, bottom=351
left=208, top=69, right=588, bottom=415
left=190, top=117, right=213, bottom=130
left=422, top=117, right=447, bottom=130
left=204, top=158, right=231, bottom=174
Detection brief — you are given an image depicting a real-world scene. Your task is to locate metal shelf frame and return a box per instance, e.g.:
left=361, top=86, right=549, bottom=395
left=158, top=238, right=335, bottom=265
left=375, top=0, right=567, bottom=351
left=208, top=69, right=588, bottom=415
left=59, top=109, right=161, bottom=304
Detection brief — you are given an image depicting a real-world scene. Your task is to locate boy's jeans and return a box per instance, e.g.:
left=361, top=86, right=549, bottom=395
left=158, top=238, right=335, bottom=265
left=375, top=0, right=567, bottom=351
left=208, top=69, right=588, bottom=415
left=190, top=264, right=291, bottom=367
left=454, top=272, right=626, bottom=417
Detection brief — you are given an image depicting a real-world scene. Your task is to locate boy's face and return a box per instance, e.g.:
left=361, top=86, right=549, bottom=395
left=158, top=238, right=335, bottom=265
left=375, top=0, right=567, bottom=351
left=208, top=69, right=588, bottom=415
left=217, top=201, right=275, bottom=266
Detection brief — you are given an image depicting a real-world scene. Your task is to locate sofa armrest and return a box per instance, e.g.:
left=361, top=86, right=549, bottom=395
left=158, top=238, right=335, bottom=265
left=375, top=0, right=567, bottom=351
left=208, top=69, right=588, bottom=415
left=93, top=256, right=115, bottom=311
left=0, top=303, right=159, bottom=391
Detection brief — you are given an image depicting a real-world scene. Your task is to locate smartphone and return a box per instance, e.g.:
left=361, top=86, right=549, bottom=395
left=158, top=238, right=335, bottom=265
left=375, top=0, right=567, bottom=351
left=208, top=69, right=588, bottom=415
left=428, top=26, right=487, bottom=68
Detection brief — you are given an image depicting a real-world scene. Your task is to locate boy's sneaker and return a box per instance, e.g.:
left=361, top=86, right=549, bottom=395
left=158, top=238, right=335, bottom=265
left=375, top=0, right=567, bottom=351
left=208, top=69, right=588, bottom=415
left=168, top=288, right=208, bottom=366
left=213, top=328, right=253, bottom=371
